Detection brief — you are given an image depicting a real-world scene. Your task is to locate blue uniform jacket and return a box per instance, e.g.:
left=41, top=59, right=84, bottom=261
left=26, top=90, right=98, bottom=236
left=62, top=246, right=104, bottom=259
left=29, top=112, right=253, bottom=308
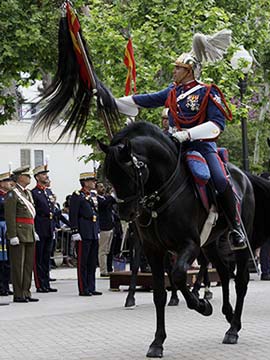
left=69, top=190, right=99, bottom=240
left=31, top=186, right=55, bottom=238
left=133, top=81, right=227, bottom=155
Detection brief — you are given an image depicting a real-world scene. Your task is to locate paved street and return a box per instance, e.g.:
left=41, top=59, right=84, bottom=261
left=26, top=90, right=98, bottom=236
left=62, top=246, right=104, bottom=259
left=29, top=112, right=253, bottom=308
left=0, top=269, right=269, bottom=360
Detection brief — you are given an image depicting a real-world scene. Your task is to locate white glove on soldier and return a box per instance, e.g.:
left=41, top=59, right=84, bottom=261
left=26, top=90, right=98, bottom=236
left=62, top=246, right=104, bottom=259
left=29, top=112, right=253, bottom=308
left=34, top=232, right=40, bottom=241
left=10, top=237, right=20, bottom=246
left=172, top=130, right=190, bottom=143
left=71, top=233, right=82, bottom=241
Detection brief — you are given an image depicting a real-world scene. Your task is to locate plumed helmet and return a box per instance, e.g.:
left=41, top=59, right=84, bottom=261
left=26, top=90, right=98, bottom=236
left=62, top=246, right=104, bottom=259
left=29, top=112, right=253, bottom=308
left=173, top=53, right=202, bottom=79
left=173, top=29, right=232, bottom=79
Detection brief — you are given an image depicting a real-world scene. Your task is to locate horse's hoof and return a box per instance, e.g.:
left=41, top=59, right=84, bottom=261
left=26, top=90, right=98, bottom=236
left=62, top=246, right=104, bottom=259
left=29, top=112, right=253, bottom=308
left=222, top=332, right=239, bottom=344
left=146, top=345, right=163, bottom=358
left=199, top=299, right=213, bottom=316
left=168, top=297, right=179, bottom=306
left=124, top=304, right=136, bottom=310
left=204, top=290, right=213, bottom=300
left=124, top=298, right=135, bottom=308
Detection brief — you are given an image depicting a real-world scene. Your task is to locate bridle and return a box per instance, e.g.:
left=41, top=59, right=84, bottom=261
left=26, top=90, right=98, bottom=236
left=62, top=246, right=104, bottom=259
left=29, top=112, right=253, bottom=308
left=115, top=143, right=189, bottom=222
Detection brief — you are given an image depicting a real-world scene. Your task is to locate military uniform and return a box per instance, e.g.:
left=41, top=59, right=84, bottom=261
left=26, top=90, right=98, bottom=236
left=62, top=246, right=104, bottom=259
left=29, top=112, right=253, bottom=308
left=133, top=80, right=230, bottom=193
left=4, top=166, right=37, bottom=302
left=69, top=173, right=100, bottom=296
left=0, top=172, right=12, bottom=296
left=31, top=165, right=57, bottom=292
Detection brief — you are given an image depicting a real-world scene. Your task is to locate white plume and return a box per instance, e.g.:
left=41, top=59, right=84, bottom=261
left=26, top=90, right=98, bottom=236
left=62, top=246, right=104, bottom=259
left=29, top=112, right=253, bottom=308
left=192, top=29, right=232, bottom=63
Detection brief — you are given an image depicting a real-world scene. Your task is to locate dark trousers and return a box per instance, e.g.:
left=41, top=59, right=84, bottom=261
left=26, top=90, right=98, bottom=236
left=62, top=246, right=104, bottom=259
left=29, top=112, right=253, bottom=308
left=0, top=222, right=10, bottom=293
left=260, top=240, right=270, bottom=275
left=34, top=236, right=54, bottom=289
left=9, top=242, right=34, bottom=298
left=77, top=239, right=98, bottom=294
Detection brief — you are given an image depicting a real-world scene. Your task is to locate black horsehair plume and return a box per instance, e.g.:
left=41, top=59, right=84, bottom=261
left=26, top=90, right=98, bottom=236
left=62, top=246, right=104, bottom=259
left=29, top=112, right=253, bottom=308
left=32, top=2, right=119, bottom=141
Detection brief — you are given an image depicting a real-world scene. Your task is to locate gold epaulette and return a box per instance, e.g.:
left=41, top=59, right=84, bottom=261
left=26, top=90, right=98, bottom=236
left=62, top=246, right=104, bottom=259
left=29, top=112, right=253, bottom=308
left=73, top=190, right=81, bottom=196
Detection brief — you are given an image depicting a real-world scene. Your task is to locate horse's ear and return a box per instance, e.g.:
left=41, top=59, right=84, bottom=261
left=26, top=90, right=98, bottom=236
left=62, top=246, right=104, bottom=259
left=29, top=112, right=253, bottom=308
left=97, top=140, right=109, bottom=154
left=119, top=138, right=132, bottom=162
left=267, top=137, right=270, bottom=148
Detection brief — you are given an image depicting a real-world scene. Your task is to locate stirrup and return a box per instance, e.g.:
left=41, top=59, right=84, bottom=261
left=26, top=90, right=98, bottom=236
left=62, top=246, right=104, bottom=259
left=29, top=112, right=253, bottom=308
left=228, top=229, right=247, bottom=251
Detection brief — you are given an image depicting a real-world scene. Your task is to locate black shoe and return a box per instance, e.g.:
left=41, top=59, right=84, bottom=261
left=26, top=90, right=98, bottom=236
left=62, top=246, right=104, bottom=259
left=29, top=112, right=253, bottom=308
left=100, top=273, right=109, bottom=277
left=14, top=297, right=28, bottom=303
left=26, top=297, right=39, bottom=302
left=37, top=287, right=49, bottom=293
left=79, top=292, right=92, bottom=296
left=228, top=229, right=247, bottom=250
left=8, top=290, right=14, bottom=295
left=0, top=290, right=9, bottom=296
left=261, top=274, right=270, bottom=281
left=49, top=278, right=56, bottom=282
left=90, top=291, right=103, bottom=296
left=47, top=287, right=58, bottom=292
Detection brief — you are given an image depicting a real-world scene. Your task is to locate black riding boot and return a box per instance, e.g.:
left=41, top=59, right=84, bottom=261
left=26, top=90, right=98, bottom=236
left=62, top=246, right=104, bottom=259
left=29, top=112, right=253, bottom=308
left=219, top=183, right=247, bottom=250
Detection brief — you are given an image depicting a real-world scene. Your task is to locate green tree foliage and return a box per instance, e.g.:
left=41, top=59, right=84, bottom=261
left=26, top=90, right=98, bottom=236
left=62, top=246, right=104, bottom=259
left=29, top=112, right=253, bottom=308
left=1, top=0, right=270, bottom=171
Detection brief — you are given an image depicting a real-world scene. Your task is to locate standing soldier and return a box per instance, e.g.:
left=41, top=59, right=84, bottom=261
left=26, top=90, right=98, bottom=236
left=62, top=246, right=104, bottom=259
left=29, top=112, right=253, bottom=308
left=0, top=172, right=13, bottom=297
left=32, top=165, right=57, bottom=293
left=69, top=172, right=102, bottom=296
left=96, top=182, right=116, bottom=277
left=4, top=166, right=39, bottom=303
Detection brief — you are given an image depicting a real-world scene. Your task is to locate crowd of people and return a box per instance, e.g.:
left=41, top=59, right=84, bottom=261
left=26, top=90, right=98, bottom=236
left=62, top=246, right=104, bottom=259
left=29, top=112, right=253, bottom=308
left=0, top=165, right=124, bottom=304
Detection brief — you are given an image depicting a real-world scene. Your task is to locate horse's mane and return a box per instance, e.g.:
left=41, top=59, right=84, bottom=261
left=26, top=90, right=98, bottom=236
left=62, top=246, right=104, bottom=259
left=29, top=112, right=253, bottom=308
left=110, top=121, right=177, bottom=154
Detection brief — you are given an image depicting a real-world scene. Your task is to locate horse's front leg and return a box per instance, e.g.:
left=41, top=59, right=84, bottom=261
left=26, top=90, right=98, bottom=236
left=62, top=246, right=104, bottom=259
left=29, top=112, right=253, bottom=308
left=145, top=250, right=167, bottom=358
left=223, top=249, right=250, bottom=344
left=165, top=253, right=179, bottom=306
left=173, top=241, right=213, bottom=316
left=125, top=235, right=141, bottom=308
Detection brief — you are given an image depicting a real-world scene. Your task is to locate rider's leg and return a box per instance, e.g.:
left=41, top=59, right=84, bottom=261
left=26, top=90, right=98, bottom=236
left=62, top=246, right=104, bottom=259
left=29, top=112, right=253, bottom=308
left=204, top=152, right=246, bottom=250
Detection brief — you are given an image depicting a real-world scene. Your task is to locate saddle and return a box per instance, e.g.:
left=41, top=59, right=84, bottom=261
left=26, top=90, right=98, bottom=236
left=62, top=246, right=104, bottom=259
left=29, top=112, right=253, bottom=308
left=185, top=147, right=229, bottom=212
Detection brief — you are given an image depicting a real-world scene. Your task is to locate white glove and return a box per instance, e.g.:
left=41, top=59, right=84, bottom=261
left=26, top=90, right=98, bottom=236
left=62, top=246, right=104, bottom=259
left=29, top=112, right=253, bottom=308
left=71, top=233, right=82, bottom=241
left=172, top=130, right=190, bottom=143
left=10, top=237, right=20, bottom=246
left=34, top=232, right=40, bottom=241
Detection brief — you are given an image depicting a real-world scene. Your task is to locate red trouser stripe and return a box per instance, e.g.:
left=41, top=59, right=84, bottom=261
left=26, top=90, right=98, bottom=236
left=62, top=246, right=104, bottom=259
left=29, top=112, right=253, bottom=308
left=16, top=217, right=34, bottom=224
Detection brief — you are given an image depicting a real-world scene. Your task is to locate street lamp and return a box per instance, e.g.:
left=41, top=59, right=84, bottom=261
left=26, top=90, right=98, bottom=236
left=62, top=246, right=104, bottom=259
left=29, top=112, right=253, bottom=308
left=231, top=46, right=253, bottom=172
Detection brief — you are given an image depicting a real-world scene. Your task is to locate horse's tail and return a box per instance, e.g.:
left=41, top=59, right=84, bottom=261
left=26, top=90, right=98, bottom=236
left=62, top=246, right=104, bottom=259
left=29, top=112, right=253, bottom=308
left=31, top=3, right=119, bottom=141
left=245, top=172, right=270, bottom=249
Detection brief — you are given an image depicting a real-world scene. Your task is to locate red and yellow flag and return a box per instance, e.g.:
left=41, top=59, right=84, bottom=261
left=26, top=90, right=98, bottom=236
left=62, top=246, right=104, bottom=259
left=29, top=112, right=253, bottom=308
left=66, top=3, right=91, bottom=89
left=124, top=38, right=136, bottom=96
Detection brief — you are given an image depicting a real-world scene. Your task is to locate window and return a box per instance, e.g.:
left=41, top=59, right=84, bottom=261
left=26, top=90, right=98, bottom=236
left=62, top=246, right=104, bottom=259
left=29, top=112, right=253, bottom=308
left=34, top=150, right=44, bottom=167
left=20, top=149, right=31, bottom=166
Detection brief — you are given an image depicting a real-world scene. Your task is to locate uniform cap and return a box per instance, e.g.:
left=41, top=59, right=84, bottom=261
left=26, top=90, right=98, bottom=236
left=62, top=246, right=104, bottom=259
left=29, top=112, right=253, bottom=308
left=79, top=172, right=97, bottom=181
left=12, top=165, right=32, bottom=176
left=0, top=172, right=12, bottom=182
left=33, top=165, right=49, bottom=176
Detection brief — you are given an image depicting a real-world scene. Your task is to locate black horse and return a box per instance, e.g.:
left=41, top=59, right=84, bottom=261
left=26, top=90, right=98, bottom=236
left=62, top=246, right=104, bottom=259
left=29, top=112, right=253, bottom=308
left=99, top=121, right=269, bottom=358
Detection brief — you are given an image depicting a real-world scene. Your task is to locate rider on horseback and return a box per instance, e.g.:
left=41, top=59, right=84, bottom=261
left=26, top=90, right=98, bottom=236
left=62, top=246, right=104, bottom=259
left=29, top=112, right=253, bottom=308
left=116, top=31, right=246, bottom=251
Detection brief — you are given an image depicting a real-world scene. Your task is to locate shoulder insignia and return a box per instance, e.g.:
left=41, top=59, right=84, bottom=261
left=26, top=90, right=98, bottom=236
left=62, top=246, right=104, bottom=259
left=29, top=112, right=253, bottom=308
left=74, top=190, right=81, bottom=196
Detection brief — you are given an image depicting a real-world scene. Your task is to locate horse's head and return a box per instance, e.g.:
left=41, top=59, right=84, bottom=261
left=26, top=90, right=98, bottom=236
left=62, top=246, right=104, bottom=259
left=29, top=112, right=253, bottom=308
left=99, top=138, right=149, bottom=221
left=99, top=122, right=179, bottom=222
